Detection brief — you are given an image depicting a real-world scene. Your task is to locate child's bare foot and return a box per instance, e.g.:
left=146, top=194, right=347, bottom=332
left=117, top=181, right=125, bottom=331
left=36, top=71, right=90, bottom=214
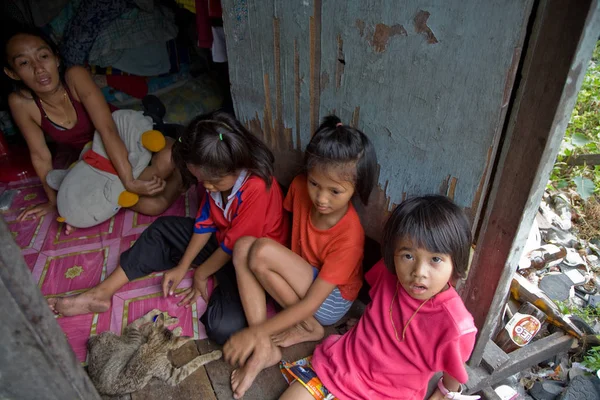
left=230, top=338, right=281, bottom=399
left=47, top=288, right=111, bottom=317
left=271, top=318, right=324, bottom=348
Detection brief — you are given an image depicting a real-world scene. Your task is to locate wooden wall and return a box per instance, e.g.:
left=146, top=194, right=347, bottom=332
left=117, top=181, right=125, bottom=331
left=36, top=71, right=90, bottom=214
left=221, top=0, right=533, bottom=239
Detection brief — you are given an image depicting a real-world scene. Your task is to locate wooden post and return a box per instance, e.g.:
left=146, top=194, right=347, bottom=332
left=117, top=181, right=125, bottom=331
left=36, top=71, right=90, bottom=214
left=461, top=0, right=600, bottom=366
left=0, top=218, right=101, bottom=400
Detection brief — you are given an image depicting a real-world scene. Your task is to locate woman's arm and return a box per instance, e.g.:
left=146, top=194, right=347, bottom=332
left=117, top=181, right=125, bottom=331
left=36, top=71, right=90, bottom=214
left=66, top=66, right=164, bottom=196
left=8, top=94, right=57, bottom=219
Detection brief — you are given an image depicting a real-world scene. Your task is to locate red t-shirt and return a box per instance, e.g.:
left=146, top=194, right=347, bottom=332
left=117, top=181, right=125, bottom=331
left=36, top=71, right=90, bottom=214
left=283, top=174, right=364, bottom=301
left=312, top=259, right=477, bottom=399
left=194, top=173, right=289, bottom=254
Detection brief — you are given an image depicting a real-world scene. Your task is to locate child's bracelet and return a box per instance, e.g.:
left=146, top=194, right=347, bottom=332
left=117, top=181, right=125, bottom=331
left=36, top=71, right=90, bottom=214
left=437, top=377, right=481, bottom=400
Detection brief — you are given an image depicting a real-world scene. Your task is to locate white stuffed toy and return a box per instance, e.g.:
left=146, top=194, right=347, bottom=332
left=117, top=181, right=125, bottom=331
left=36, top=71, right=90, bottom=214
left=47, top=110, right=166, bottom=228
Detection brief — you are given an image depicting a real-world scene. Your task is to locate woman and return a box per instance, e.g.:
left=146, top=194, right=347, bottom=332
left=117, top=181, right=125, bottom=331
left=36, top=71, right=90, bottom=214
left=3, top=25, right=181, bottom=232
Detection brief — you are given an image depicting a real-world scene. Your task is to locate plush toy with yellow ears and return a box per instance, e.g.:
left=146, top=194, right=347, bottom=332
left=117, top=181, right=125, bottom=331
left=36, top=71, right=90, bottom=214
left=47, top=110, right=166, bottom=228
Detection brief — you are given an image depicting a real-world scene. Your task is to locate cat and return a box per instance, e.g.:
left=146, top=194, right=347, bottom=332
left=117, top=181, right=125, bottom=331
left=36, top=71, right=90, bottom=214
left=87, top=309, right=222, bottom=396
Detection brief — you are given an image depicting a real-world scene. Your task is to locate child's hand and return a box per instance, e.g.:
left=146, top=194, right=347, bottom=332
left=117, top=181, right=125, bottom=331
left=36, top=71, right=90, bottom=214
left=223, top=327, right=262, bottom=367
left=177, top=275, right=209, bottom=307
left=161, top=265, right=188, bottom=297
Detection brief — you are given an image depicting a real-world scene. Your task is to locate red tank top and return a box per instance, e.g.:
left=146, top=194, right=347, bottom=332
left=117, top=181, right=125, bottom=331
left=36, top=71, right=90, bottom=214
left=34, top=85, right=96, bottom=150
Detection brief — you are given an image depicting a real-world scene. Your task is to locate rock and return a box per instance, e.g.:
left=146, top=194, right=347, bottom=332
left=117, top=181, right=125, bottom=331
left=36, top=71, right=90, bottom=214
left=539, top=273, right=573, bottom=302
left=563, top=269, right=586, bottom=285
left=587, top=294, right=600, bottom=308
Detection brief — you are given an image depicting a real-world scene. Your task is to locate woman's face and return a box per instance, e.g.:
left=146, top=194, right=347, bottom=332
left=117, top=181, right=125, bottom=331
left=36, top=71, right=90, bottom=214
left=4, top=34, right=61, bottom=94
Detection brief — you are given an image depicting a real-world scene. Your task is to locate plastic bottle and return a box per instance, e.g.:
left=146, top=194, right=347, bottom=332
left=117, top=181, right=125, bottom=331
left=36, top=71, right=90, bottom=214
left=494, top=301, right=547, bottom=353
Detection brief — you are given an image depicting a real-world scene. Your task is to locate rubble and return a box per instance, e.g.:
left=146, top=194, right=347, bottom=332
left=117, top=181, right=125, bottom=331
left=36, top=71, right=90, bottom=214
left=492, top=189, right=600, bottom=399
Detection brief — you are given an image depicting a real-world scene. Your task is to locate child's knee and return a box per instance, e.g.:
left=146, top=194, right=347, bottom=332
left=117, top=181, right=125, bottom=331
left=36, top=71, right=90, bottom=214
left=232, top=236, right=257, bottom=267
left=247, top=239, right=274, bottom=275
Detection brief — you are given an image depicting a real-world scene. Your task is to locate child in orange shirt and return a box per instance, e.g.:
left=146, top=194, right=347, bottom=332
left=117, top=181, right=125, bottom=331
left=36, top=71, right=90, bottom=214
left=222, top=115, right=378, bottom=399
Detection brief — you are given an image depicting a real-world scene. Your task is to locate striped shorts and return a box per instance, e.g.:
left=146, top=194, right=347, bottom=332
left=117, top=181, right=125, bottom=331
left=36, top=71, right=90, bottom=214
left=312, top=267, right=353, bottom=326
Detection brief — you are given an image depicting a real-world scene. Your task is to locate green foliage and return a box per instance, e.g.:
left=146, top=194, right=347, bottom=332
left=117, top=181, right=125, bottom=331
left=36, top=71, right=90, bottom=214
left=549, top=41, right=600, bottom=199
left=583, top=346, right=600, bottom=371
left=554, top=300, right=600, bottom=325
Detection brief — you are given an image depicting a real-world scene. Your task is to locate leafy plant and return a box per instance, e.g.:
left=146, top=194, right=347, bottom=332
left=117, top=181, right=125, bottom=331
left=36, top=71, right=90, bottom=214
left=582, top=346, right=600, bottom=371
left=554, top=300, right=600, bottom=325
left=548, top=41, right=600, bottom=200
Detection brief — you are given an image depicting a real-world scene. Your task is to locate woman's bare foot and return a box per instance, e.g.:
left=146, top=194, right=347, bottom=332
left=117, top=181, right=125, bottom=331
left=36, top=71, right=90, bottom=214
left=230, top=338, right=281, bottom=399
left=65, top=224, right=75, bottom=235
left=47, top=288, right=111, bottom=317
left=271, top=318, right=324, bottom=348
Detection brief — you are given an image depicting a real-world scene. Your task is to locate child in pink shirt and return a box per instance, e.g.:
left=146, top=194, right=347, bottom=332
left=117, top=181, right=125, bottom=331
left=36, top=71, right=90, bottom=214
left=279, top=195, right=480, bottom=400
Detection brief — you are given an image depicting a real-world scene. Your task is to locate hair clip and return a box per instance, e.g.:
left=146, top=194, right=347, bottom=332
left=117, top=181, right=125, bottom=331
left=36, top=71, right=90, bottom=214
left=336, top=122, right=343, bottom=127
left=178, top=137, right=182, bottom=142
left=219, top=133, right=223, bottom=141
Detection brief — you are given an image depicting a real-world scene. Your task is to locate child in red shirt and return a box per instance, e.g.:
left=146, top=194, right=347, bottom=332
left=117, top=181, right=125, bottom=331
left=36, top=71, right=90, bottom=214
left=279, top=195, right=480, bottom=400
left=48, top=111, right=289, bottom=345
left=223, top=115, right=378, bottom=399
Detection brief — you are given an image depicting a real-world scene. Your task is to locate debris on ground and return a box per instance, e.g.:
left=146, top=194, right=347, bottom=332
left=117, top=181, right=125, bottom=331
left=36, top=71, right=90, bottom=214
left=490, top=189, right=600, bottom=399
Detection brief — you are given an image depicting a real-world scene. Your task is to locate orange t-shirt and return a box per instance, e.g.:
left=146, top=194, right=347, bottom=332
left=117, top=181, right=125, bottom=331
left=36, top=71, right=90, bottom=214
left=283, top=174, right=365, bottom=301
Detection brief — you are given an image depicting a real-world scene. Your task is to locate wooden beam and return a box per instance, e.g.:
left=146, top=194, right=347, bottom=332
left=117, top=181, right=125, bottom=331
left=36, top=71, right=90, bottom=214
left=480, top=387, right=503, bottom=400
left=460, top=0, right=600, bottom=366
left=567, top=153, right=600, bottom=166
left=0, top=218, right=101, bottom=399
left=481, top=340, right=510, bottom=373
left=465, top=333, right=576, bottom=393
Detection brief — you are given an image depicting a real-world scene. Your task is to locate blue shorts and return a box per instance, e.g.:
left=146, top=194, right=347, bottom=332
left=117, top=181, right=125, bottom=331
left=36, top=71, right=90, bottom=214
left=312, top=267, right=353, bottom=326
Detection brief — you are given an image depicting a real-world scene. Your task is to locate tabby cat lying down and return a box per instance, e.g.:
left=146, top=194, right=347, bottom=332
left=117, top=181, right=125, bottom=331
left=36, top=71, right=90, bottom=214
left=87, top=309, right=222, bottom=396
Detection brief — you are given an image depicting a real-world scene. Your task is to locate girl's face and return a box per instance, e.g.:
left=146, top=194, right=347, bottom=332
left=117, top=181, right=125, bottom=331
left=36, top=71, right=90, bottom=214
left=306, top=165, right=355, bottom=216
left=394, top=236, right=453, bottom=301
left=4, top=34, right=60, bottom=94
left=187, top=164, right=239, bottom=193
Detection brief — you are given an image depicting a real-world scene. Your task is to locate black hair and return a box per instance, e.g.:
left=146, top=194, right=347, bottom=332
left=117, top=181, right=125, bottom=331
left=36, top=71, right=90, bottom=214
left=172, top=111, right=275, bottom=189
left=1, top=21, right=64, bottom=95
left=304, top=115, right=377, bottom=205
left=382, top=195, right=472, bottom=280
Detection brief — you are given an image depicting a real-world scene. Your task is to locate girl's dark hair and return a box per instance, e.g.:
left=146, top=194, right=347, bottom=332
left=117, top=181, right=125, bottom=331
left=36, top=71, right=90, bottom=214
left=2, top=22, right=64, bottom=95
left=382, top=195, right=472, bottom=280
left=172, top=111, right=275, bottom=189
left=304, top=115, right=377, bottom=205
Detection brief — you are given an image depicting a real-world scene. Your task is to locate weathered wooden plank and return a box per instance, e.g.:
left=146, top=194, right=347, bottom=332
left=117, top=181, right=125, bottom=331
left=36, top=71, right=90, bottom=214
left=223, top=1, right=534, bottom=239
left=567, top=153, right=600, bottom=166
left=480, top=387, right=503, bottom=400
left=0, top=217, right=101, bottom=400
left=480, top=340, right=510, bottom=373
left=318, top=0, right=533, bottom=231
left=131, top=341, right=216, bottom=400
left=465, top=332, right=576, bottom=393
left=461, top=0, right=600, bottom=366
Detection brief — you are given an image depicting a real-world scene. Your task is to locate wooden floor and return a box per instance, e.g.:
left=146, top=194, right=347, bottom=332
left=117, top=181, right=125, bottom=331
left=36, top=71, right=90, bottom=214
left=100, top=304, right=365, bottom=400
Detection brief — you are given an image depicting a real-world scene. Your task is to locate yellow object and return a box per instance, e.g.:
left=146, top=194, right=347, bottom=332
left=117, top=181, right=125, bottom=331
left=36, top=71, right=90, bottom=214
left=141, top=130, right=166, bottom=153
left=174, top=0, right=196, bottom=13
left=56, top=216, right=66, bottom=223
left=118, top=191, right=139, bottom=208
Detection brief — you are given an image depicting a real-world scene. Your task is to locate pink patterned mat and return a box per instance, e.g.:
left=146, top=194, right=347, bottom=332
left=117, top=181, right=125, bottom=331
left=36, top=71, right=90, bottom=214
left=2, top=178, right=206, bottom=364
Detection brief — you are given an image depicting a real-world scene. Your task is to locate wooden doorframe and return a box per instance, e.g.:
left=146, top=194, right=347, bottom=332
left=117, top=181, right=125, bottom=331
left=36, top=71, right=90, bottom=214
left=460, top=0, right=600, bottom=366
left=0, top=217, right=100, bottom=400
